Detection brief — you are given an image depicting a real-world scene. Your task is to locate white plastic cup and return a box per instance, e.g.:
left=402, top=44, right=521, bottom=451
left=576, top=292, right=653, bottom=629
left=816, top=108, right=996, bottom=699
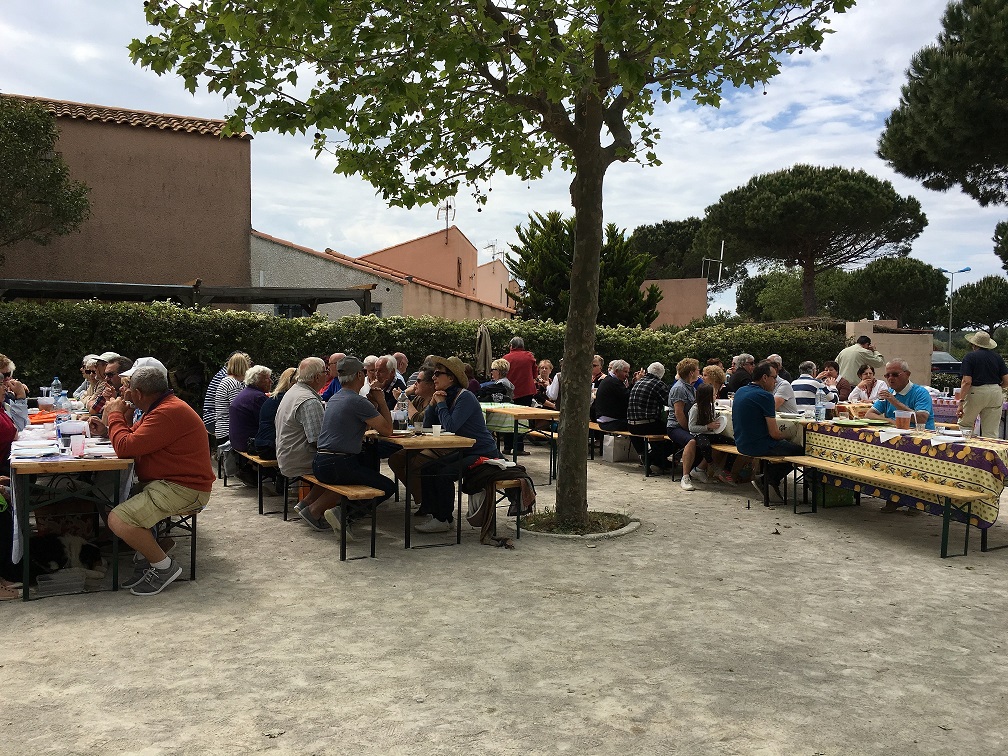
left=70, top=435, right=85, bottom=457
left=432, top=425, right=442, bottom=437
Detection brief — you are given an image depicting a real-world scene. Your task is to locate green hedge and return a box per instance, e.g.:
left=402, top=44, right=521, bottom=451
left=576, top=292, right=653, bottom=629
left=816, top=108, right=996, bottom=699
left=1, top=301, right=847, bottom=405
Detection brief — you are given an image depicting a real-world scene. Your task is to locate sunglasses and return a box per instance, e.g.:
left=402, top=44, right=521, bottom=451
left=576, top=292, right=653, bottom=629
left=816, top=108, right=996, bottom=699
left=416, top=377, right=434, bottom=384
left=884, top=372, right=903, bottom=378
left=105, top=372, right=118, bottom=379
left=432, top=370, right=449, bottom=377
left=85, top=369, right=95, bottom=375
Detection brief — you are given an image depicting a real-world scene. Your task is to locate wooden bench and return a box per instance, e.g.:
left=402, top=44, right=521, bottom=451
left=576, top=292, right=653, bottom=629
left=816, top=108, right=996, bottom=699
left=780, top=455, right=987, bottom=557
left=300, top=475, right=387, bottom=561
left=587, top=422, right=673, bottom=477
left=236, top=451, right=283, bottom=518
left=157, top=507, right=204, bottom=580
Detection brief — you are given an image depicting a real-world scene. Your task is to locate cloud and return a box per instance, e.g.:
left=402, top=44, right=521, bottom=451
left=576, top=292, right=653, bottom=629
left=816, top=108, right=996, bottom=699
left=2, top=0, right=1003, bottom=316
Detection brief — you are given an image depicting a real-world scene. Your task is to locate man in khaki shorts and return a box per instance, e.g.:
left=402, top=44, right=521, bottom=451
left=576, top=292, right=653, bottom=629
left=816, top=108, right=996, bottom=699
left=89, top=366, right=215, bottom=596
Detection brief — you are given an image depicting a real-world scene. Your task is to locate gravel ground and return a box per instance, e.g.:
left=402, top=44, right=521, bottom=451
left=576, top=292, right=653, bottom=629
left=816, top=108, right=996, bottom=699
left=3, top=446, right=1007, bottom=755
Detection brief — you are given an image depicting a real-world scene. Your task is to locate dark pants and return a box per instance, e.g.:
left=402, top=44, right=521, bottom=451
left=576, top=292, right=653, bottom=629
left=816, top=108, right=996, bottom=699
left=759, top=440, right=805, bottom=486
left=420, top=451, right=480, bottom=523
left=503, top=395, right=534, bottom=454
left=312, top=451, right=398, bottom=519
left=628, top=420, right=675, bottom=465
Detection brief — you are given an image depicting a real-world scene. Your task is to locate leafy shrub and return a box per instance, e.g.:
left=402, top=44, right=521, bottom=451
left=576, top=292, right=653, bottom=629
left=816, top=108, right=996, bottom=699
left=2, top=301, right=846, bottom=406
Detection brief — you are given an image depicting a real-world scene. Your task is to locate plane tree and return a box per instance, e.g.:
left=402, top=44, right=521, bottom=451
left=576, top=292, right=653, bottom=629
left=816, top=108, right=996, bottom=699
left=131, top=0, right=853, bottom=526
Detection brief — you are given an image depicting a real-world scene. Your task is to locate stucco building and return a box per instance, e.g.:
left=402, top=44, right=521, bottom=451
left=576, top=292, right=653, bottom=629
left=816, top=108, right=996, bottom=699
left=643, top=278, right=709, bottom=328
left=251, top=230, right=514, bottom=320
left=2, top=94, right=251, bottom=286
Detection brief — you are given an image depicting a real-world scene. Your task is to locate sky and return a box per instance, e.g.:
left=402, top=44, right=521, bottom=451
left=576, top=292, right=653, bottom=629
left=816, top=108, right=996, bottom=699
left=2, top=1, right=1005, bottom=313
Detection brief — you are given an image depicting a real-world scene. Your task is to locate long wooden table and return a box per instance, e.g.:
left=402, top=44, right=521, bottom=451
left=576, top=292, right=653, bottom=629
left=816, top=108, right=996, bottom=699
left=11, top=456, right=134, bottom=601
left=482, top=404, right=559, bottom=483
left=384, top=432, right=476, bottom=549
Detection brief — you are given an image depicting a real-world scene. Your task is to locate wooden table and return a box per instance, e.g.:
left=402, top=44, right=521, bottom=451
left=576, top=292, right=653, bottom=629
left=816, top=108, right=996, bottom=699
left=384, top=433, right=475, bottom=549
left=803, top=421, right=1006, bottom=528
left=482, top=404, right=560, bottom=483
left=11, top=456, right=134, bottom=601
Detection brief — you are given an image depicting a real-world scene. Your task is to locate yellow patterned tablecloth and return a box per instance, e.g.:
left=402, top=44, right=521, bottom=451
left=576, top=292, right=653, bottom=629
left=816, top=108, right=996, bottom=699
left=804, top=422, right=1008, bottom=527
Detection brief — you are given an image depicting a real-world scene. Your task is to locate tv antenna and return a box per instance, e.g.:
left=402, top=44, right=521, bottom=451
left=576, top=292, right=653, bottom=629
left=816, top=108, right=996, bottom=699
left=702, top=240, right=725, bottom=284
left=437, top=198, right=456, bottom=244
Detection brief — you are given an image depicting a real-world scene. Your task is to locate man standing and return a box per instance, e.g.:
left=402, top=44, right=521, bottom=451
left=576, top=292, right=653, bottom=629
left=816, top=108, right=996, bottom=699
left=594, top=359, right=631, bottom=432
left=90, top=366, right=215, bottom=596
left=627, top=362, right=673, bottom=474
left=726, top=354, right=755, bottom=394
left=732, top=360, right=804, bottom=502
left=958, top=331, right=1008, bottom=437
left=836, top=336, right=885, bottom=385
left=275, top=357, right=333, bottom=528
left=501, top=336, right=537, bottom=405
left=320, top=352, right=345, bottom=401
left=313, top=356, right=398, bottom=541
left=866, top=359, right=934, bottom=430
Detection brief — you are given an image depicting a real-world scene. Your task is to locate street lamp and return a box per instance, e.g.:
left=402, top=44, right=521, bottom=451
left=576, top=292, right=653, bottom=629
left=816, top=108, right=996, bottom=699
left=939, top=266, right=971, bottom=353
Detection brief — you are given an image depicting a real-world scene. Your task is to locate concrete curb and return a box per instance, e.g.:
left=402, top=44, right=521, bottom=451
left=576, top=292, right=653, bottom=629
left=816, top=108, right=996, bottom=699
left=505, top=517, right=641, bottom=541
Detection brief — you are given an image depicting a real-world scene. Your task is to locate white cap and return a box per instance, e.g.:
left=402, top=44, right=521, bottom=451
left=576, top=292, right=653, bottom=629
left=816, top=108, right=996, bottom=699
left=97, top=351, right=121, bottom=363
left=120, top=357, right=168, bottom=380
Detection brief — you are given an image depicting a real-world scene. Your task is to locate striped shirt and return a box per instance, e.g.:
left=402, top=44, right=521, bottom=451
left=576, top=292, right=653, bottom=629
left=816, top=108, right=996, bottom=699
left=790, top=374, right=837, bottom=407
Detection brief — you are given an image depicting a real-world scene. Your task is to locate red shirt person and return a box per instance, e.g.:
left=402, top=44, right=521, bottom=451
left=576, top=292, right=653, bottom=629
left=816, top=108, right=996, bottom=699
left=501, top=336, right=537, bottom=405
left=91, top=365, right=215, bottom=597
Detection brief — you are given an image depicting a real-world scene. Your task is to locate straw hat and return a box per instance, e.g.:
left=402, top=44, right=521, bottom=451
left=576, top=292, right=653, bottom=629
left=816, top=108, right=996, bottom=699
left=966, top=331, right=998, bottom=349
left=431, top=356, right=468, bottom=387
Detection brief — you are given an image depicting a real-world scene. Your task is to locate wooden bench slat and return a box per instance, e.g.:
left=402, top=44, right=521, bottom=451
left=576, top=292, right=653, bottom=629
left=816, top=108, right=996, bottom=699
left=782, top=456, right=983, bottom=504
left=587, top=422, right=666, bottom=441
left=301, top=474, right=385, bottom=500
left=237, top=451, right=278, bottom=467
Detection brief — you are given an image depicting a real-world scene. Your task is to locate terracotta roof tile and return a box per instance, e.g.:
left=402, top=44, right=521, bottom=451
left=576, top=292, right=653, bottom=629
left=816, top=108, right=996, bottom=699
left=1, top=93, right=249, bottom=139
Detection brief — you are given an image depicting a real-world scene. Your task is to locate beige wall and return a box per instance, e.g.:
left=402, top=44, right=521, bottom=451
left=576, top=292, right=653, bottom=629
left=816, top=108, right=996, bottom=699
left=360, top=226, right=478, bottom=296
left=643, top=278, right=708, bottom=328
left=845, top=320, right=934, bottom=387
left=3, top=119, right=251, bottom=286
left=475, top=259, right=517, bottom=308
left=403, top=282, right=513, bottom=321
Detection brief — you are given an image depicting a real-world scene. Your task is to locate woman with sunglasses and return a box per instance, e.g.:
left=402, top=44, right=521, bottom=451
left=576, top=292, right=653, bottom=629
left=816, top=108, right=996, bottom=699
left=415, top=356, right=501, bottom=533
left=72, top=353, right=100, bottom=399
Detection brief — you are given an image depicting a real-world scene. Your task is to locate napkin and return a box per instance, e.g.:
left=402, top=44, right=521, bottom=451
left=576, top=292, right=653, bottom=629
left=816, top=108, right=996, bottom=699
left=877, top=429, right=907, bottom=443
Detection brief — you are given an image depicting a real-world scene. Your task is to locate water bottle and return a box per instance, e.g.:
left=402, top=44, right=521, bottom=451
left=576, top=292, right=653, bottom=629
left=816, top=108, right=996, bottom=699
left=815, top=387, right=826, bottom=422
left=57, top=390, right=69, bottom=410
left=50, top=375, right=62, bottom=400
left=393, top=395, right=410, bottom=431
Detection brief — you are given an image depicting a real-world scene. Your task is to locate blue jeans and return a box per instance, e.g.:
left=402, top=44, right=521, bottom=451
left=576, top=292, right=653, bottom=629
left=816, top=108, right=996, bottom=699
left=312, top=452, right=398, bottom=519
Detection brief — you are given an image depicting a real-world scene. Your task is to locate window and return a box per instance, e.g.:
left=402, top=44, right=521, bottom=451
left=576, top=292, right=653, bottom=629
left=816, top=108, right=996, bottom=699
left=370, top=302, right=383, bottom=317
left=274, top=304, right=307, bottom=319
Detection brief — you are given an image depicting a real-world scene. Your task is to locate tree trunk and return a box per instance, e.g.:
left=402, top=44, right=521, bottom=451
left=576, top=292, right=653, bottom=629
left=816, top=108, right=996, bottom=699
left=554, top=145, right=605, bottom=527
left=801, top=262, right=818, bottom=316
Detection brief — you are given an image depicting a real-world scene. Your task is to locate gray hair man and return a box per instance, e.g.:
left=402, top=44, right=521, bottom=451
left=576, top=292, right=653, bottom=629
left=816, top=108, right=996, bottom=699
left=627, top=361, right=674, bottom=473
left=275, top=357, right=330, bottom=525
left=90, top=366, right=215, bottom=596
left=727, top=353, right=756, bottom=394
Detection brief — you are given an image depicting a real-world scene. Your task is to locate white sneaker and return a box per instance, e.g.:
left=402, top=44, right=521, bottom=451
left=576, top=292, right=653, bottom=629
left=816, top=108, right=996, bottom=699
left=680, top=476, right=695, bottom=491
left=415, top=517, right=452, bottom=533
left=691, top=468, right=709, bottom=484
left=323, top=507, right=355, bottom=542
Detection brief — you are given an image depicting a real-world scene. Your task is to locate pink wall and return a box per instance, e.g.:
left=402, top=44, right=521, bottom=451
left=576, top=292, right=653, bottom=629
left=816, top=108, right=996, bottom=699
left=3, top=118, right=251, bottom=286
left=643, top=278, right=708, bottom=328
left=360, top=226, right=478, bottom=296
